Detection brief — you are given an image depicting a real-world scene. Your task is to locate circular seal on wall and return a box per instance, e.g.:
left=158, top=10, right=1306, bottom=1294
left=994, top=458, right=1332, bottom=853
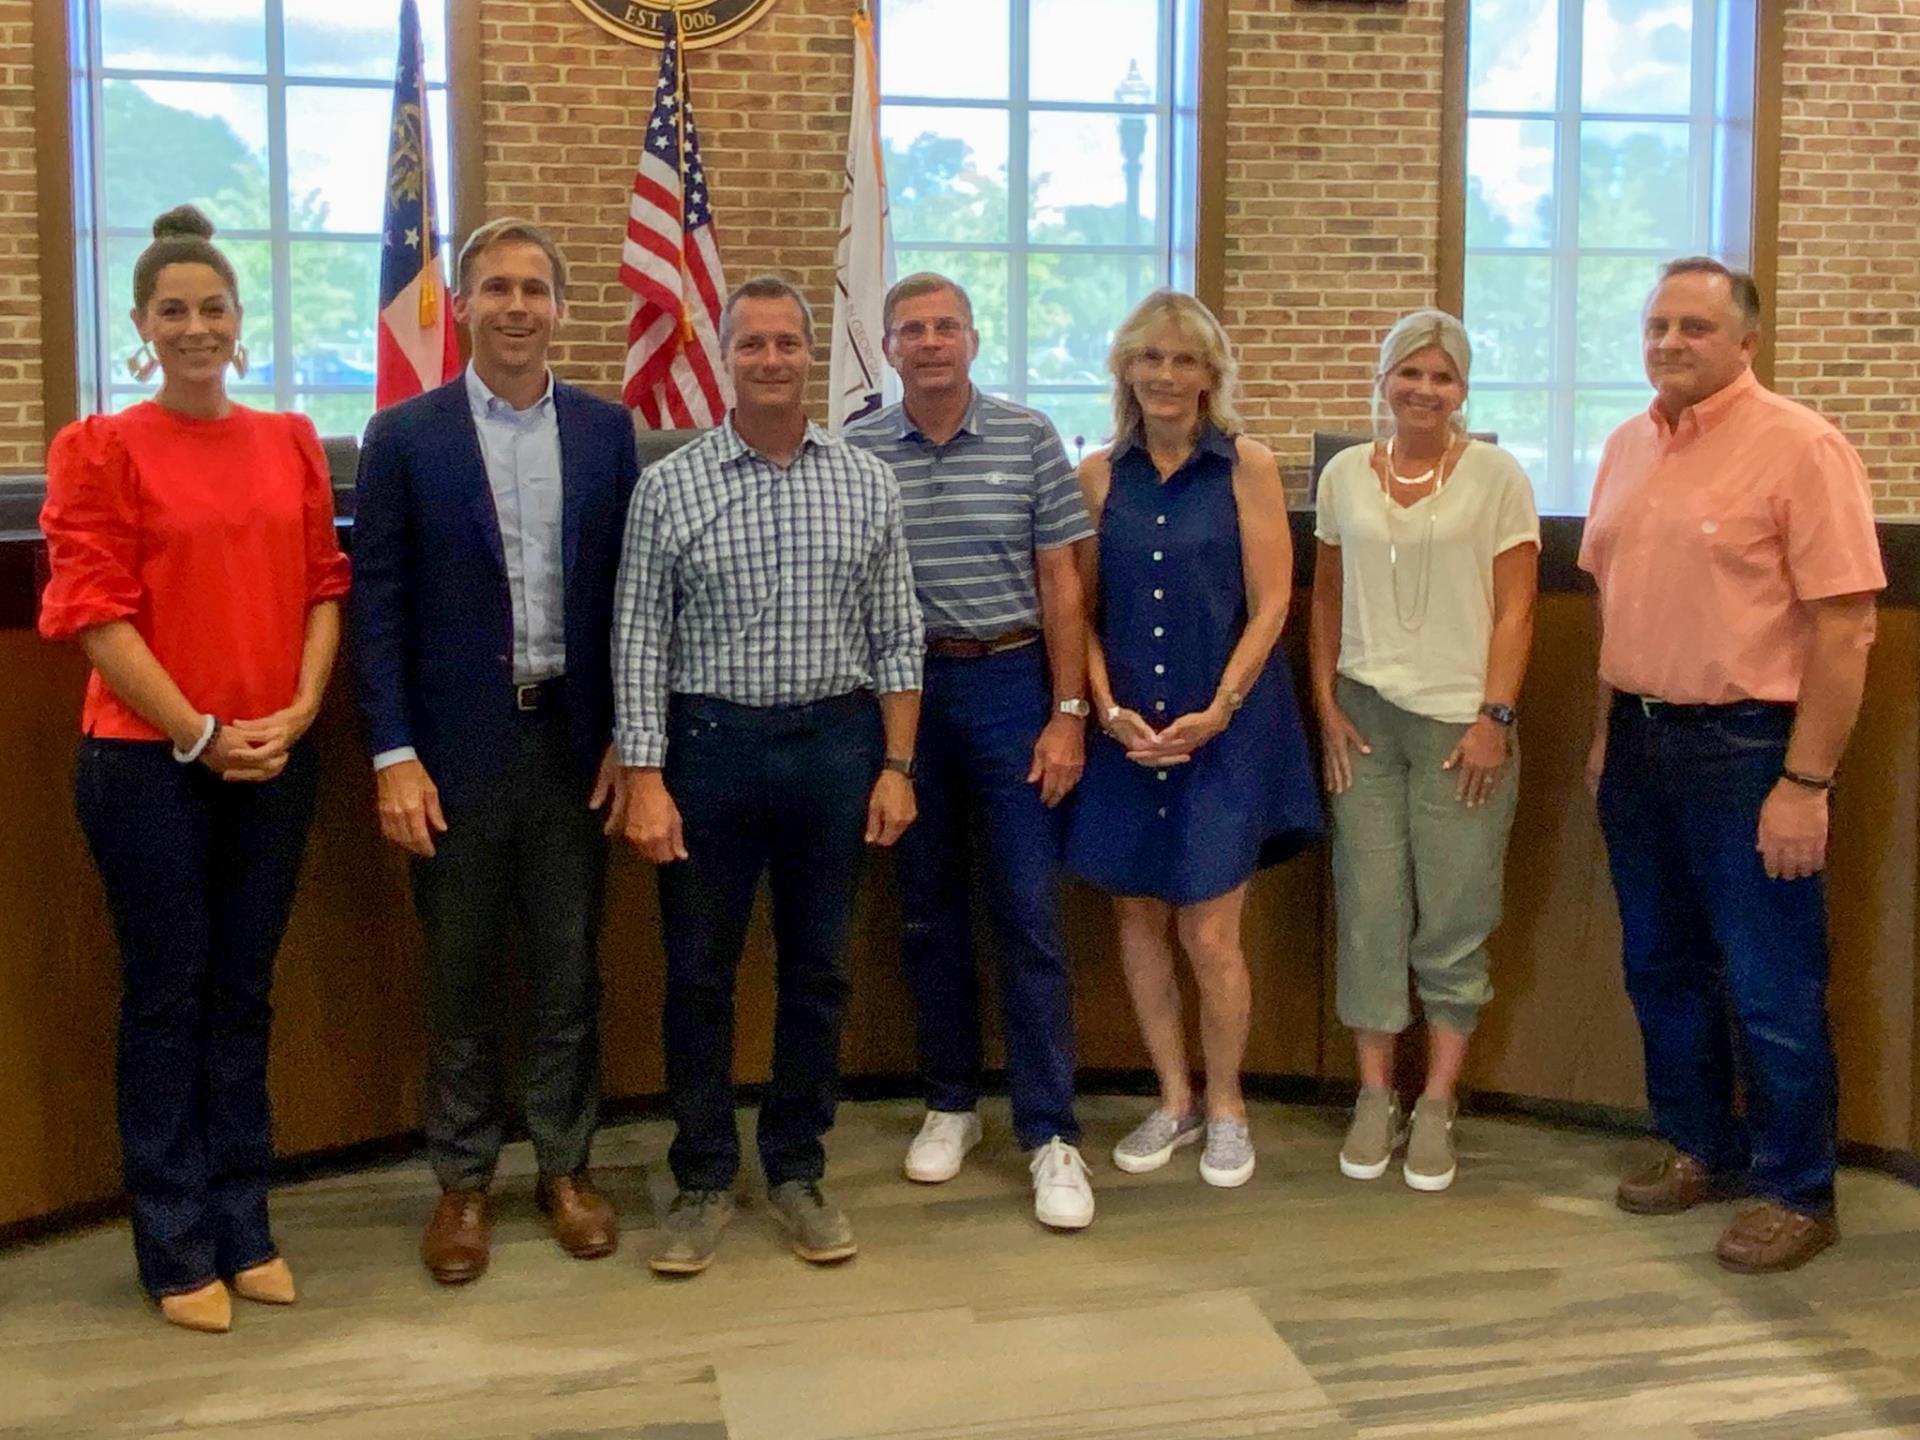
left=568, top=0, right=780, bottom=50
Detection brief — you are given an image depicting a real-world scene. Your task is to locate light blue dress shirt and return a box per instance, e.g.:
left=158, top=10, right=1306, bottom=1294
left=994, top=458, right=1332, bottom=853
left=372, top=366, right=568, bottom=772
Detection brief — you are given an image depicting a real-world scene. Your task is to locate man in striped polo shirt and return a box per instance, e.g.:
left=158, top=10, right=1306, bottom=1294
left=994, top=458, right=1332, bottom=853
left=845, top=272, right=1097, bottom=1231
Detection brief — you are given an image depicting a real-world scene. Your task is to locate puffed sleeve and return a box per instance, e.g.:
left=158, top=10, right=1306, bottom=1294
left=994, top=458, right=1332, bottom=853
left=287, top=413, right=351, bottom=605
left=37, top=416, right=143, bottom=641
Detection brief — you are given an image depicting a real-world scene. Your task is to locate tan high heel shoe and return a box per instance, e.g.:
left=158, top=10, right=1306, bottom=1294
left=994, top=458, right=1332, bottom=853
left=230, top=1256, right=297, bottom=1305
left=158, top=1280, right=232, bottom=1333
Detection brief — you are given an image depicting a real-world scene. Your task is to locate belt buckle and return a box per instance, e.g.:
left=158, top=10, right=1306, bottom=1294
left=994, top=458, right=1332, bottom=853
left=515, top=682, right=542, bottom=712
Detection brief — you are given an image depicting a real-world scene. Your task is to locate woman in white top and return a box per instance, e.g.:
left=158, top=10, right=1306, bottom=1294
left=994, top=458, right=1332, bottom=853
left=1308, top=308, right=1539, bottom=1193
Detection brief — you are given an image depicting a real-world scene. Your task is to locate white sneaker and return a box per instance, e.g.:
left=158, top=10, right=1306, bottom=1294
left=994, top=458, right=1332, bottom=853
left=1029, top=1137, right=1094, bottom=1230
left=904, top=1109, right=981, bottom=1183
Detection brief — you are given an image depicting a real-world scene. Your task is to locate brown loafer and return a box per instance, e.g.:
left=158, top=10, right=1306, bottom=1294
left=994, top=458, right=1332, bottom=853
left=1615, top=1149, right=1746, bottom=1215
left=421, top=1189, right=492, bottom=1285
left=536, top=1172, right=618, bottom=1260
left=1715, top=1201, right=1837, bottom=1274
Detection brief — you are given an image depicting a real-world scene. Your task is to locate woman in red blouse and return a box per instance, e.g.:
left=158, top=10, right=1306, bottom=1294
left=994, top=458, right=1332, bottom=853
left=38, top=206, right=350, bottom=1333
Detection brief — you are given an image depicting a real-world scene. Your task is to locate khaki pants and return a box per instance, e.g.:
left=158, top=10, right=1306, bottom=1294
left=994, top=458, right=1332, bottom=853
left=1328, top=676, right=1519, bottom=1035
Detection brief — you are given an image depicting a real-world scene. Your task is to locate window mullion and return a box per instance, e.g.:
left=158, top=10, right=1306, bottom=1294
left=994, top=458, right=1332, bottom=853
left=1550, top=0, right=1585, bottom=513
left=1007, top=0, right=1030, bottom=408
left=265, top=0, right=293, bottom=412
left=1690, top=0, right=1719, bottom=254
left=84, top=1, right=111, bottom=411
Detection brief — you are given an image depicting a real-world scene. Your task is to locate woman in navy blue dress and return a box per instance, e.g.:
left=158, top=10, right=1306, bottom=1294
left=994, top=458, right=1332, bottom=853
left=1066, top=290, right=1320, bottom=1188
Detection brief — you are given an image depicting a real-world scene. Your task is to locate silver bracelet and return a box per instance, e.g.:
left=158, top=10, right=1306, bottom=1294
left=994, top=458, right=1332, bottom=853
left=172, top=713, right=217, bottom=765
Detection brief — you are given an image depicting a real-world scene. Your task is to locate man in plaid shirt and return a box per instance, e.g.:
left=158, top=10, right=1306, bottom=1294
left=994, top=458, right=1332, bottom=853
left=613, top=274, right=923, bottom=1277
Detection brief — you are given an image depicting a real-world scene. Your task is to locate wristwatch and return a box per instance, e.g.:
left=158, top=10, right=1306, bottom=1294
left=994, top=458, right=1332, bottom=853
left=1479, top=702, right=1517, bottom=727
left=883, top=756, right=916, bottom=781
left=1056, top=698, right=1091, bottom=718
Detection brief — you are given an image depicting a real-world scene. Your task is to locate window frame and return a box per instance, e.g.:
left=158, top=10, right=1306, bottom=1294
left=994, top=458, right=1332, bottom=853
left=877, top=0, right=1201, bottom=443
left=57, top=0, right=476, bottom=438
left=1441, top=0, right=1780, bottom=515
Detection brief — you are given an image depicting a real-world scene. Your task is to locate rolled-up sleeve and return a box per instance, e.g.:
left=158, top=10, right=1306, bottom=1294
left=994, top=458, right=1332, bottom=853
left=38, top=417, right=143, bottom=641
left=290, top=415, right=351, bottom=604
left=611, top=468, right=677, bottom=767
left=863, top=476, right=924, bottom=695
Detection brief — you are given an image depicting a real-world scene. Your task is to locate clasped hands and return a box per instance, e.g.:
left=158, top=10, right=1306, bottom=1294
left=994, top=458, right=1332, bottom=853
left=193, top=700, right=318, bottom=783
left=1103, top=699, right=1230, bottom=767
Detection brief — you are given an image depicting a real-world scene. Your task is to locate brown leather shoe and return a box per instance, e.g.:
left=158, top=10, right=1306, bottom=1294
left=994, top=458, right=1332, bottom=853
left=1715, top=1201, right=1837, bottom=1274
left=536, top=1172, right=618, bottom=1260
left=1615, top=1149, right=1745, bottom=1215
left=421, top=1189, right=491, bottom=1285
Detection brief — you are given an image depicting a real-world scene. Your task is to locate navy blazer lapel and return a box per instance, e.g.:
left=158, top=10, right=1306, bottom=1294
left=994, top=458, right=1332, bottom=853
left=554, top=382, right=589, bottom=600
left=437, top=381, right=507, bottom=584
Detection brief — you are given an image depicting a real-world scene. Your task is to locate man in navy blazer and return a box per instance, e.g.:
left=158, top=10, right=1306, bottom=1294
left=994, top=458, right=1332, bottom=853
left=350, top=217, right=639, bottom=1285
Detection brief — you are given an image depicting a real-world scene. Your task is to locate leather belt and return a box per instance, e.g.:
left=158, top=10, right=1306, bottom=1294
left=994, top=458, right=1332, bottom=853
left=514, top=680, right=560, bottom=712
left=1622, top=694, right=1794, bottom=723
left=925, top=628, right=1041, bottom=660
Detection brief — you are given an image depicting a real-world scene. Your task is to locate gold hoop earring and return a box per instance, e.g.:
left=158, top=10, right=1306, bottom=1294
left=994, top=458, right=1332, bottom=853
left=126, top=343, right=158, bottom=383
left=231, top=342, right=249, bottom=380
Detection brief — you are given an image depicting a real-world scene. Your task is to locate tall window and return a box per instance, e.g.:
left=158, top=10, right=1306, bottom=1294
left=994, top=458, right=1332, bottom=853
left=76, top=0, right=452, bottom=438
left=1463, top=0, right=1755, bottom=513
left=878, top=0, right=1200, bottom=458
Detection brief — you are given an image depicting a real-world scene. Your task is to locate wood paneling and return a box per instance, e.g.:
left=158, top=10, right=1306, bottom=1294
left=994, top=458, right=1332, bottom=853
left=6, top=590, right=1918, bottom=1230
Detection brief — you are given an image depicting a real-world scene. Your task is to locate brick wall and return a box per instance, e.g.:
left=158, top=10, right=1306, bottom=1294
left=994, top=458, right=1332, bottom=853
left=481, top=0, right=853, bottom=410
left=1770, top=0, right=1920, bottom=515
left=0, top=0, right=41, bottom=473
left=1, top=0, right=1915, bottom=512
left=1218, top=0, right=1447, bottom=495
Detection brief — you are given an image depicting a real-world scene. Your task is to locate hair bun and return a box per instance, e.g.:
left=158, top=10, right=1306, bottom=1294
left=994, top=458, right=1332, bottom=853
left=151, top=205, right=215, bottom=242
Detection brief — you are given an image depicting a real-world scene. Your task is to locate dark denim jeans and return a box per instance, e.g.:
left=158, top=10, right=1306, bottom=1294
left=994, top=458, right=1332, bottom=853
left=896, top=644, right=1078, bottom=1148
left=658, top=690, right=882, bottom=1190
left=410, top=702, right=608, bottom=1191
left=74, top=737, right=319, bottom=1297
left=1596, top=694, right=1837, bottom=1215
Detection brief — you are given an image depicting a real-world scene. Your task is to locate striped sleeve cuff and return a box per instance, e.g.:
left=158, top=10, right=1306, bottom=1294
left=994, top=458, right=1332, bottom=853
left=874, top=651, right=924, bottom=695
left=616, top=726, right=667, bottom=769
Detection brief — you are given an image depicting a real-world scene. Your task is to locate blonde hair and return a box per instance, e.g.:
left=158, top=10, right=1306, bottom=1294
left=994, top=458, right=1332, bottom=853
left=1371, top=308, right=1472, bottom=437
left=1106, top=290, right=1242, bottom=448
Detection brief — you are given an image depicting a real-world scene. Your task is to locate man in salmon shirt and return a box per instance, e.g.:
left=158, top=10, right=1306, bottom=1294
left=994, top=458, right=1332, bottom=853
left=1579, top=257, right=1884, bottom=1273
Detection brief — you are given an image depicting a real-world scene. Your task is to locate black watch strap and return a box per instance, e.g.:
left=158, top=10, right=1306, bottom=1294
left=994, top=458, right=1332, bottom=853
left=1781, top=766, right=1835, bottom=792
left=883, top=756, right=916, bottom=781
left=1478, top=702, right=1516, bottom=727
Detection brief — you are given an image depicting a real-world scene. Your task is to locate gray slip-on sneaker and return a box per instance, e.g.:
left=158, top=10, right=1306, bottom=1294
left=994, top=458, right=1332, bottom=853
left=1112, top=1108, right=1205, bottom=1174
left=1339, top=1086, right=1404, bottom=1180
left=1403, top=1095, right=1458, bottom=1192
left=1199, top=1118, right=1256, bottom=1188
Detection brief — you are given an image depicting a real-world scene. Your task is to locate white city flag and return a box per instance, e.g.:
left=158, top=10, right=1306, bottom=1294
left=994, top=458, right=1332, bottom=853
left=829, top=3, right=896, bottom=428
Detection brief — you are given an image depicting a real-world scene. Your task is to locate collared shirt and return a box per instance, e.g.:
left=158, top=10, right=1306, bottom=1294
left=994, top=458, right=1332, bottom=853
left=843, top=388, right=1092, bottom=639
left=611, top=417, right=924, bottom=768
left=371, top=367, right=568, bottom=772
left=467, top=364, right=566, bottom=683
left=1577, top=368, right=1884, bottom=705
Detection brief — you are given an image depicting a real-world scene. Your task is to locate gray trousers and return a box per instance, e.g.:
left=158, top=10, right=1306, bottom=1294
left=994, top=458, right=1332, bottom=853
left=410, top=708, right=607, bottom=1191
left=1328, top=676, right=1518, bottom=1036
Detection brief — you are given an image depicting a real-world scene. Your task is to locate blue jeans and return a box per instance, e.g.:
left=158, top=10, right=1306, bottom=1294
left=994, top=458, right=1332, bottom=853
left=1596, top=695, right=1837, bottom=1216
left=74, top=738, right=319, bottom=1297
left=658, top=691, right=882, bottom=1190
left=895, top=644, right=1078, bottom=1149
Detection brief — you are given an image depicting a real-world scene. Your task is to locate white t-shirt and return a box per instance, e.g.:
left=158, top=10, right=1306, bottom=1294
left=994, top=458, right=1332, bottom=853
left=1314, top=439, right=1540, bottom=724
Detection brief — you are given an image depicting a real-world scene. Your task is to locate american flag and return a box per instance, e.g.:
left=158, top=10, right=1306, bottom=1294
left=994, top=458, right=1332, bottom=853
left=374, top=0, right=459, bottom=408
left=620, top=10, right=730, bottom=428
